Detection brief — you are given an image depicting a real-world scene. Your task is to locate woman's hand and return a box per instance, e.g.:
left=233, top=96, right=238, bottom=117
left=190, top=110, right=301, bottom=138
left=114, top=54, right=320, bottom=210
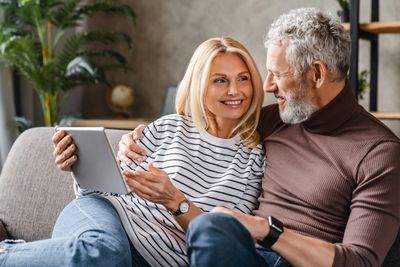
left=52, top=127, right=77, bottom=171
left=117, top=124, right=147, bottom=165
left=123, top=163, right=185, bottom=212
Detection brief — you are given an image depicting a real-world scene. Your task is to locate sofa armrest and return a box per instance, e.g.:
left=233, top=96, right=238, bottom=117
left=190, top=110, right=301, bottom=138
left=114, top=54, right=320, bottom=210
left=0, top=219, right=9, bottom=241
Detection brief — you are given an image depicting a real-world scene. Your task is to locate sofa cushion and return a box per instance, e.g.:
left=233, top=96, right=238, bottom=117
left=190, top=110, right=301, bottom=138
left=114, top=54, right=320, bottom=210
left=0, top=127, right=128, bottom=241
left=0, top=127, right=75, bottom=241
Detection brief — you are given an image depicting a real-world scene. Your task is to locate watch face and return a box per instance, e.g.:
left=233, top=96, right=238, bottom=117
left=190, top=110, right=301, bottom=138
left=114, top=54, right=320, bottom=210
left=180, top=201, right=190, bottom=213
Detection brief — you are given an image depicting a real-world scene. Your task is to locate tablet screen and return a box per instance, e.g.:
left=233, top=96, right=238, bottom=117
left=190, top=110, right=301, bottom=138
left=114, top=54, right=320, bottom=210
left=58, top=127, right=131, bottom=195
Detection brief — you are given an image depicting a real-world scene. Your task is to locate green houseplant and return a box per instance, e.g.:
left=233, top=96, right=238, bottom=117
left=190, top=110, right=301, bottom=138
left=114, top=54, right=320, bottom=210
left=357, top=69, right=369, bottom=100
left=336, top=0, right=350, bottom=22
left=0, top=0, right=135, bottom=126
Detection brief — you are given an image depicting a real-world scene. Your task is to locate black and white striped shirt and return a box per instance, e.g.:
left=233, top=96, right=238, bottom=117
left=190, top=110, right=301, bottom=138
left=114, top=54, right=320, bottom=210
left=77, top=114, right=264, bottom=266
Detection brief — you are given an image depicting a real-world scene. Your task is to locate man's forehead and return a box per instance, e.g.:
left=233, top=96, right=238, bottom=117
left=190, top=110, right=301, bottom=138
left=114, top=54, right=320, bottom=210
left=266, top=44, right=288, bottom=69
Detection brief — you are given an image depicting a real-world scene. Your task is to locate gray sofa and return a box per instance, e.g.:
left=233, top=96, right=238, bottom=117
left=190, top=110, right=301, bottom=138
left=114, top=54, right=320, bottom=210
left=0, top=127, right=398, bottom=266
left=0, top=127, right=127, bottom=241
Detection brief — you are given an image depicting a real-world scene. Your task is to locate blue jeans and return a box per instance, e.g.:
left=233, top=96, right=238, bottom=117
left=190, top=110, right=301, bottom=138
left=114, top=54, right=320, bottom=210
left=186, top=212, right=291, bottom=267
left=0, top=195, right=132, bottom=267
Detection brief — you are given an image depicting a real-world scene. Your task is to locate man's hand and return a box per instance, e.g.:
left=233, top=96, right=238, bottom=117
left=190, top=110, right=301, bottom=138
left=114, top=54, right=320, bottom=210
left=212, top=207, right=336, bottom=267
left=123, top=163, right=185, bottom=212
left=211, top=207, right=269, bottom=241
left=117, top=124, right=147, bottom=165
left=52, top=127, right=77, bottom=171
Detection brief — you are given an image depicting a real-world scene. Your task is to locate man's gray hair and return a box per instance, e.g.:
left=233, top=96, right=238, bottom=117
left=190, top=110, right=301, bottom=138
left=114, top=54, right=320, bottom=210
left=264, top=8, right=351, bottom=80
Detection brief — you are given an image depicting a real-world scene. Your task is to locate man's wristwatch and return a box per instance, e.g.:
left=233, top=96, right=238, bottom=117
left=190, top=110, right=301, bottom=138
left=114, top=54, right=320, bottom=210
left=257, top=216, right=284, bottom=248
left=171, top=199, right=190, bottom=216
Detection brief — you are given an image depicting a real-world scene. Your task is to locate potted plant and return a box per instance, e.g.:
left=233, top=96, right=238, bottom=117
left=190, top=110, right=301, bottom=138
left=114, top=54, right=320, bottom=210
left=357, top=69, right=369, bottom=100
left=0, top=0, right=135, bottom=126
left=336, top=0, right=350, bottom=22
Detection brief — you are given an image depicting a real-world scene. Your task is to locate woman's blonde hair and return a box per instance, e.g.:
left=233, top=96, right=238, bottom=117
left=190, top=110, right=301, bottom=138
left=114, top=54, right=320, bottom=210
left=175, top=37, right=263, bottom=148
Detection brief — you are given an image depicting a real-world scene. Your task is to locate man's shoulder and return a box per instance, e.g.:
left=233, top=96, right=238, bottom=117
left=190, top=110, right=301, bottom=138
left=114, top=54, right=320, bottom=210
left=259, top=104, right=283, bottom=138
left=351, top=107, right=400, bottom=142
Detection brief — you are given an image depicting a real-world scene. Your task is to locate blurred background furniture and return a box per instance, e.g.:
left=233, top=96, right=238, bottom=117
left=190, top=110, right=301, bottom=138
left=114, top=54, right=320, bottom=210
left=346, top=0, right=400, bottom=120
left=71, top=85, right=177, bottom=129
left=160, top=85, right=178, bottom=116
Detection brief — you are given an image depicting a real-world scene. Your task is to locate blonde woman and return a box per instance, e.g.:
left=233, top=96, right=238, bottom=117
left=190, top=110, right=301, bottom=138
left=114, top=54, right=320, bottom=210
left=111, top=37, right=265, bottom=266
left=0, top=37, right=265, bottom=267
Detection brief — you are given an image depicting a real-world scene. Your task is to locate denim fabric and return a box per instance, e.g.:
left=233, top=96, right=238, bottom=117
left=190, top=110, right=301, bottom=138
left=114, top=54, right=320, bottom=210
left=0, top=196, right=132, bottom=267
left=186, top=212, right=291, bottom=267
left=256, top=247, right=291, bottom=267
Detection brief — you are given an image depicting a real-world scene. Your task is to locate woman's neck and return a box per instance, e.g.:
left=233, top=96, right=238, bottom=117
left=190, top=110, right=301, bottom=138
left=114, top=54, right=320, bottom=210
left=206, top=118, right=238, bottom=139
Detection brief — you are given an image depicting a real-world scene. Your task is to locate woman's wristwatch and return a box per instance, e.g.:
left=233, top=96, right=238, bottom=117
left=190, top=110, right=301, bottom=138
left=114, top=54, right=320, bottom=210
left=257, top=216, right=284, bottom=248
left=171, top=199, right=190, bottom=216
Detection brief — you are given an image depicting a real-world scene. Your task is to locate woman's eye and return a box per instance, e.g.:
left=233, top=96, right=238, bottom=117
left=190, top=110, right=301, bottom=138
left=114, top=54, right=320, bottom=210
left=213, top=78, right=226, bottom=84
left=238, top=76, right=249, bottom=82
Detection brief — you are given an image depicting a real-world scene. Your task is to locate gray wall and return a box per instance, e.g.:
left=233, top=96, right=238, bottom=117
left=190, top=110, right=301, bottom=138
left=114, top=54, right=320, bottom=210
left=27, top=0, right=400, bottom=135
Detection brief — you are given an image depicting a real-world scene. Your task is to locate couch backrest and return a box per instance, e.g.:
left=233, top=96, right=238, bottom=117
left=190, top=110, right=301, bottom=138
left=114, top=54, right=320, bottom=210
left=0, top=127, right=128, bottom=241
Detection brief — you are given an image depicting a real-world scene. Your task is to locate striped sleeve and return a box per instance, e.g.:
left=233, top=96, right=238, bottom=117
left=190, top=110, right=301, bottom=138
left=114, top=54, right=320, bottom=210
left=232, top=145, right=264, bottom=214
left=123, top=120, right=163, bottom=171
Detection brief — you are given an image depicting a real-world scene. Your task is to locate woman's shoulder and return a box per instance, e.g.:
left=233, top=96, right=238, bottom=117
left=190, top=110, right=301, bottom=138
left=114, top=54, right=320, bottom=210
left=153, top=114, right=194, bottom=127
left=149, top=114, right=197, bottom=135
left=238, top=139, right=264, bottom=157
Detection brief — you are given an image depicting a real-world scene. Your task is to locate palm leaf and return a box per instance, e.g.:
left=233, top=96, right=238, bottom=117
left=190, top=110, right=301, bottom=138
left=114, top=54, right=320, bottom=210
left=49, top=0, right=82, bottom=30
left=0, top=0, right=136, bottom=125
left=15, top=1, right=42, bottom=27
left=77, top=1, right=135, bottom=25
left=99, top=63, right=133, bottom=72
left=80, top=49, right=128, bottom=67
left=0, top=32, right=41, bottom=87
left=1, top=1, right=32, bottom=31
left=62, top=55, right=108, bottom=91
left=57, top=31, right=131, bottom=72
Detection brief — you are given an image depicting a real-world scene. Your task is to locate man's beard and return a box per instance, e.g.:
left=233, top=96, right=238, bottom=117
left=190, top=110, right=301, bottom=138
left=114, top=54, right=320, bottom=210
left=278, top=86, right=317, bottom=124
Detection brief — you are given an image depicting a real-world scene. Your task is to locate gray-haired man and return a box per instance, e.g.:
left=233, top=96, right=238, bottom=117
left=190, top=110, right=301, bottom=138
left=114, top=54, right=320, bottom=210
left=119, top=8, right=400, bottom=267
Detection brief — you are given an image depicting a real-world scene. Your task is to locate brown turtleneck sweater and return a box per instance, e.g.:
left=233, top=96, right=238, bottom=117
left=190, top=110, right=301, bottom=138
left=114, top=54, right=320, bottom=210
left=256, top=84, right=400, bottom=267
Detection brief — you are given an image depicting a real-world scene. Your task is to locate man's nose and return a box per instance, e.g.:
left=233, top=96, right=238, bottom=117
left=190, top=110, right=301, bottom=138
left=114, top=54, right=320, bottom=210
left=264, top=72, right=277, bottom=93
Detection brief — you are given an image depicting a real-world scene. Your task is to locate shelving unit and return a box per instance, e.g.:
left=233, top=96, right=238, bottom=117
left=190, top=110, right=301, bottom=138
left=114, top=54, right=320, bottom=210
left=347, top=0, right=400, bottom=120
left=370, top=112, right=400, bottom=120
left=342, top=21, right=400, bottom=34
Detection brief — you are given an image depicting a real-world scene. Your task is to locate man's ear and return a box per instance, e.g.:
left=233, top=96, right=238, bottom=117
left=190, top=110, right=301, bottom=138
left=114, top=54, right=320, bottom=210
left=312, top=61, right=326, bottom=88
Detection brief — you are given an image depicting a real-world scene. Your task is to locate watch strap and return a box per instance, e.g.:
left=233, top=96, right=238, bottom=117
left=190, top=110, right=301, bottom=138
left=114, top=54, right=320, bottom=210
left=257, top=216, right=284, bottom=248
left=171, top=199, right=190, bottom=216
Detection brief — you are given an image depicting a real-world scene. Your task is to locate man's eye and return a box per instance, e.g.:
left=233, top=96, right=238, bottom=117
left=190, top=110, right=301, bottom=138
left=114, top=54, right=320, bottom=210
left=268, top=70, right=281, bottom=78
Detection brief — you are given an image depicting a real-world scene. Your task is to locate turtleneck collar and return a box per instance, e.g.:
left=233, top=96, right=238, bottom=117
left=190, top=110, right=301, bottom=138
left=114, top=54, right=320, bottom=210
left=302, top=82, right=360, bottom=134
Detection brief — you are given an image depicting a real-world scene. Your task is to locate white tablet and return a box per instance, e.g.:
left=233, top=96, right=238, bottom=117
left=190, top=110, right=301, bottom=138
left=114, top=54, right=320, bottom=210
left=58, top=127, right=131, bottom=195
